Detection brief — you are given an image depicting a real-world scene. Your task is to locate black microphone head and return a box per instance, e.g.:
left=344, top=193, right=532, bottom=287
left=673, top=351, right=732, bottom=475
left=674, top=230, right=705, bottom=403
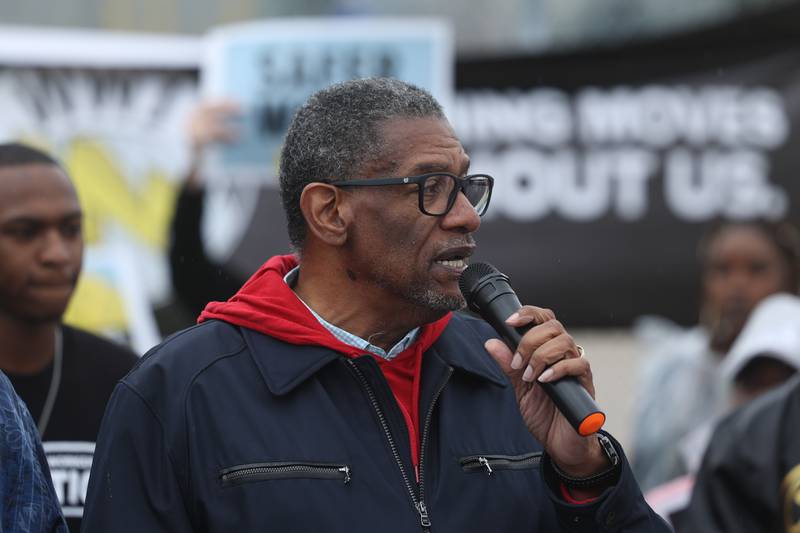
left=459, top=262, right=498, bottom=298
left=459, top=262, right=505, bottom=312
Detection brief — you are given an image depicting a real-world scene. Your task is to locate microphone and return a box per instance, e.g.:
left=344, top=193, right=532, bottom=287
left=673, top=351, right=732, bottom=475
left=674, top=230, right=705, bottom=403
left=459, top=262, right=605, bottom=437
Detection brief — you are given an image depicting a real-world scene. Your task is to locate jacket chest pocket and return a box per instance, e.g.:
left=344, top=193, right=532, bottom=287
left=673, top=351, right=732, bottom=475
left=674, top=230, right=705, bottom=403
left=459, top=452, right=542, bottom=476
left=220, top=461, right=351, bottom=488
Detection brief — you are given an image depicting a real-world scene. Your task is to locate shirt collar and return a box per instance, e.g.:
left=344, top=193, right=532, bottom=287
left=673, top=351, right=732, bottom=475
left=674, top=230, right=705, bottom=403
left=243, top=313, right=507, bottom=397
left=284, top=266, right=420, bottom=360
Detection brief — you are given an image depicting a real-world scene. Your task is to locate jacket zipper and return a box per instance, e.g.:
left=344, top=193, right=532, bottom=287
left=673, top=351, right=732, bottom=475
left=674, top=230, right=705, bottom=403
left=417, top=366, right=453, bottom=530
left=346, top=359, right=450, bottom=532
left=459, top=452, right=542, bottom=476
left=220, top=462, right=351, bottom=487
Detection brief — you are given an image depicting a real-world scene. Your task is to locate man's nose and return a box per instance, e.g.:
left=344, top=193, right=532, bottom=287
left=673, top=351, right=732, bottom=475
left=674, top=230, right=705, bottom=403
left=39, top=230, right=72, bottom=265
left=441, top=191, right=481, bottom=233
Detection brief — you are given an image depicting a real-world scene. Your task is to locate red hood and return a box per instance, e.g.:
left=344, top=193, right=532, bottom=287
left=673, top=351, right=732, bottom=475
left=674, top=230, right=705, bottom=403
left=198, top=254, right=451, bottom=357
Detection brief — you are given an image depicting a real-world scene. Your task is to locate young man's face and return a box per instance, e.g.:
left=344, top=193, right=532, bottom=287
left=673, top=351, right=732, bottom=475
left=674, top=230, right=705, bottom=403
left=0, top=163, right=83, bottom=323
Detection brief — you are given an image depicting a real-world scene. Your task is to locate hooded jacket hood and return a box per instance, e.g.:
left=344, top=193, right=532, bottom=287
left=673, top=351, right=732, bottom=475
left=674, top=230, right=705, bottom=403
left=198, top=254, right=451, bottom=356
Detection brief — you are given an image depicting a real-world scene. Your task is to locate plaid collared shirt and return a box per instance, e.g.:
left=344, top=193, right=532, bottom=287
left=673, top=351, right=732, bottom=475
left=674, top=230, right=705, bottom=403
left=284, top=267, right=419, bottom=361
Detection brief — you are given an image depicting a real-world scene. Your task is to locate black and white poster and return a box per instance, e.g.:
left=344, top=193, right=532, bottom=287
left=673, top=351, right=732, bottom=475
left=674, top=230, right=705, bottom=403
left=453, top=6, right=800, bottom=326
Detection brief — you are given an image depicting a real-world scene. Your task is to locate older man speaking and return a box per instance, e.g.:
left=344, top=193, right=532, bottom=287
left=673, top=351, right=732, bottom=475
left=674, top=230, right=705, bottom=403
left=83, top=78, right=667, bottom=532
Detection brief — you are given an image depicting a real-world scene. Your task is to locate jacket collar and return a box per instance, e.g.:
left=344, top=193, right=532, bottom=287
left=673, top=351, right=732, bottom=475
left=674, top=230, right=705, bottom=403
left=243, top=313, right=507, bottom=396
left=429, top=314, right=508, bottom=387
left=242, top=328, right=341, bottom=396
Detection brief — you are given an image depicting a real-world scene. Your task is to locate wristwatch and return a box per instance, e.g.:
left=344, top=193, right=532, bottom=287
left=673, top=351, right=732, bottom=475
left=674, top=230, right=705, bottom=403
left=548, top=433, right=621, bottom=489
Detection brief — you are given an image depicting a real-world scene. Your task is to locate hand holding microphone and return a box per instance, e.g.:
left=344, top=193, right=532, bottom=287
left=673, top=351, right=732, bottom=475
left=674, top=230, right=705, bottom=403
left=459, top=262, right=604, bottom=436
left=460, top=262, right=611, bottom=481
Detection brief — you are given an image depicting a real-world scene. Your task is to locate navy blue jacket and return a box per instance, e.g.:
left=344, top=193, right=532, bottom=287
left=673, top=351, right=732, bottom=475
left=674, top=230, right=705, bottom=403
left=82, top=314, right=667, bottom=532
left=0, top=371, right=67, bottom=533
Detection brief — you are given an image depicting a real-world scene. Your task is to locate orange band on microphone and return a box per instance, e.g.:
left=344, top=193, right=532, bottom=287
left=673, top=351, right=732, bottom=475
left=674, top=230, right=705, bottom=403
left=578, top=412, right=605, bottom=436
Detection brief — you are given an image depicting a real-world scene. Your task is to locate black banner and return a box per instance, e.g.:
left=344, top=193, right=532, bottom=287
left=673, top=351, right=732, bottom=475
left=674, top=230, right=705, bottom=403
left=454, top=4, right=800, bottom=326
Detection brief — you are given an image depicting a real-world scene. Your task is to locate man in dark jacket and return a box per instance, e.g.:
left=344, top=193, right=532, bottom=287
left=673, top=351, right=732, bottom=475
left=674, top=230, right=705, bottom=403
left=683, top=374, right=800, bottom=532
left=83, top=78, right=668, bottom=532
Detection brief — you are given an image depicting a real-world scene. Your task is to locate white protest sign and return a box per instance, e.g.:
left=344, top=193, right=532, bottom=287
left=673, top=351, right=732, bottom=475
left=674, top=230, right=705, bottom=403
left=202, top=18, right=454, bottom=185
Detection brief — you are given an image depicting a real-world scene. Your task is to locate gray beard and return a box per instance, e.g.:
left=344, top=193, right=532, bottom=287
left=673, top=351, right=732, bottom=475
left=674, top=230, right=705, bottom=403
left=366, top=270, right=466, bottom=313
left=406, top=285, right=466, bottom=312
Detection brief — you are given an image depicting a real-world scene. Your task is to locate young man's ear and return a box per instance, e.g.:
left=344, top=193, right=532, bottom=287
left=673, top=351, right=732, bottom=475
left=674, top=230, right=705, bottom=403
left=299, top=183, right=351, bottom=246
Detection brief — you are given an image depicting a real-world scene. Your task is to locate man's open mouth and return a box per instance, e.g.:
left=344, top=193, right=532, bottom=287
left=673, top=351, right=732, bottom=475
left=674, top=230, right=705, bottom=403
left=435, top=258, right=468, bottom=269
left=434, top=246, right=474, bottom=270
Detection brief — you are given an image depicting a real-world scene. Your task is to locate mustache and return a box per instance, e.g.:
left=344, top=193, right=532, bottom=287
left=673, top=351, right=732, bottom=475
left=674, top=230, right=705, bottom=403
left=437, top=235, right=476, bottom=251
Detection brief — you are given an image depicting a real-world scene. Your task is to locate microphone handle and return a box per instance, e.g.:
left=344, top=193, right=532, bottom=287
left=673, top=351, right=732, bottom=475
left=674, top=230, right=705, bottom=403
left=482, top=292, right=604, bottom=437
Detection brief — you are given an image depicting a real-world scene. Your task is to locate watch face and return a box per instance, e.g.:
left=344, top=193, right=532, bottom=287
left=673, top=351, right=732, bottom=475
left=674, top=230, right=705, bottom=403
left=549, top=434, right=621, bottom=489
left=783, top=464, right=800, bottom=533
left=598, top=434, right=620, bottom=466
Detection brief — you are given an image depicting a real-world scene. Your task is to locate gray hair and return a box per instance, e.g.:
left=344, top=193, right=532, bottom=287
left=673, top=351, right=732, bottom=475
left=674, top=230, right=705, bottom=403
left=279, top=77, right=445, bottom=250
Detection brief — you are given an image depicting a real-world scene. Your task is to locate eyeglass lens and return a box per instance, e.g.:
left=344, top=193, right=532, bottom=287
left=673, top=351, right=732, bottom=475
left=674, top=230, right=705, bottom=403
left=421, top=174, right=491, bottom=215
left=421, top=174, right=456, bottom=214
left=463, top=177, right=491, bottom=214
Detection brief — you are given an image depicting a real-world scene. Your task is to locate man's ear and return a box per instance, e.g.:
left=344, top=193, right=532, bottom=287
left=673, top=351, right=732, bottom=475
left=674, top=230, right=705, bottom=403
left=299, top=182, right=351, bottom=247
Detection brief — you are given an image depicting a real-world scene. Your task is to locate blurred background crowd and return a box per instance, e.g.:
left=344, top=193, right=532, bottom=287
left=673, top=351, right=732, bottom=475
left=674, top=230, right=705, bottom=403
left=1, top=0, right=800, bottom=530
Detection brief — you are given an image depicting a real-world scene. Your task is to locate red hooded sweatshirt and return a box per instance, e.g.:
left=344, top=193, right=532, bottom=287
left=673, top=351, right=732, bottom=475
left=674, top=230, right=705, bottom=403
left=199, top=254, right=451, bottom=479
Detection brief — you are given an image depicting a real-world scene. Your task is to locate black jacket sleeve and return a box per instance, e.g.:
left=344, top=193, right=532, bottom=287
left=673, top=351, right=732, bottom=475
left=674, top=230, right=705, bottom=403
left=81, top=383, right=195, bottom=533
left=682, top=375, right=800, bottom=533
left=169, top=184, right=245, bottom=317
left=541, top=432, right=672, bottom=532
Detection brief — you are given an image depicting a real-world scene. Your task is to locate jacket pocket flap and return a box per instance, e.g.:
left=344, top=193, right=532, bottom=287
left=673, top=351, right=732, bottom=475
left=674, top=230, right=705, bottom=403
left=220, top=461, right=351, bottom=487
left=459, top=452, right=542, bottom=474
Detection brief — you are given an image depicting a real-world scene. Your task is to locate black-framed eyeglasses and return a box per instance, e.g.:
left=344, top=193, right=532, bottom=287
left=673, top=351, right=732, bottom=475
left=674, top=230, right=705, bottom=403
left=328, top=172, right=494, bottom=217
